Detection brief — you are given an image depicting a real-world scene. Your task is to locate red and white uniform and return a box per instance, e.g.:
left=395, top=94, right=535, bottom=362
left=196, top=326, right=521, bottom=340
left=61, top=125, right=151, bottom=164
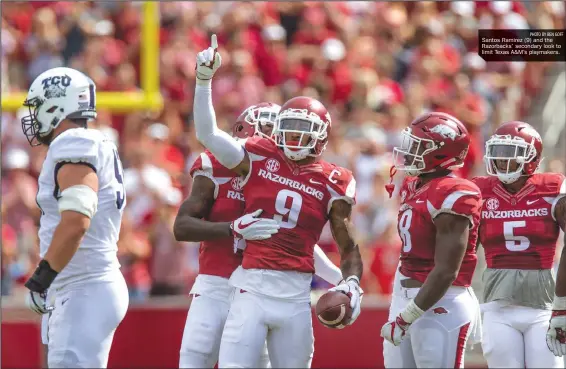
left=474, top=173, right=566, bottom=369
left=220, top=137, right=356, bottom=368
left=384, top=175, right=483, bottom=368
left=180, top=150, right=269, bottom=368
left=189, top=150, right=244, bottom=297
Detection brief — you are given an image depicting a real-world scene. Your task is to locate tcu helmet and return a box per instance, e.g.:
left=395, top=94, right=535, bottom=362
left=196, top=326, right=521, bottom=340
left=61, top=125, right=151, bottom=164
left=232, top=102, right=281, bottom=140
left=272, top=96, right=331, bottom=161
left=22, top=67, right=97, bottom=146
left=393, top=112, right=470, bottom=176
left=484, top=121, right=543, bottom=184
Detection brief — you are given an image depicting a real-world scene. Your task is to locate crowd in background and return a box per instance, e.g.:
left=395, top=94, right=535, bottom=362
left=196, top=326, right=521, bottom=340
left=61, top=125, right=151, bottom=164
left=2, top=1, right=565, bottom=302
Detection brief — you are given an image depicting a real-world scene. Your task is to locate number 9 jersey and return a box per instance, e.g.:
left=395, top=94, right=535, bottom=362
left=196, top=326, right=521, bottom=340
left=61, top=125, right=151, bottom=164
left=231, top=136, right=355, bottom=301
left=36, top=128, right=126, bottom=289
left=397, top=175, right=482, bottom=287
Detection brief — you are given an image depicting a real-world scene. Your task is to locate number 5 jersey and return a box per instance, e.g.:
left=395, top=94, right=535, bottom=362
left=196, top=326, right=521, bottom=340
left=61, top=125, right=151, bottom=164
left=474, top=173, right=566, bottom=309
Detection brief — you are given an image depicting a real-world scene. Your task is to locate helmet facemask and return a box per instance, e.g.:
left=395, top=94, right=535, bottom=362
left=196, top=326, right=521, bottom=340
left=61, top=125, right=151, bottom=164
left=484, top=135, right=537, bottom=184
left=21, top=96, right=46, bottom=146
left=273, top=110, right=328, bottom=161
left=393, top=128, right=438, bottom=176
left=245, top=107, right=278, bottom=139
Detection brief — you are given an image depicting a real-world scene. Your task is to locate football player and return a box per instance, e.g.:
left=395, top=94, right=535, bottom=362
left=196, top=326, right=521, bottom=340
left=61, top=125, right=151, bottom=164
left=380, top=112, right=482, bottom=368
left=175, top=103, right=344, bottom=368
left=192, top=35, right=363, bottom=368
left=21, top=67, right=128, bottom=367
left=473, top=121, right=566, bottom=367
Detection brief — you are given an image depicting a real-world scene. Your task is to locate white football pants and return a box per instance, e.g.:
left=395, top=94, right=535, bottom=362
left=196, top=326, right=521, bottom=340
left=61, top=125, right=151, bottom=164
left=219, top=290, right=314, bottom=368
left=482, top=302, right=563, bottom=368
left=180, top=293, right=270, bottom=368
left=384, top=284, right=480, bottom=368
left=41, top=272, right=129, bottom=368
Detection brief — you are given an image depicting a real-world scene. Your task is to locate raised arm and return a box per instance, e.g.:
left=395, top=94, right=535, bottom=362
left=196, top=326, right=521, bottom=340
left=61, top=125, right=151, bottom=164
left=193, top=34, right=250, bottom=177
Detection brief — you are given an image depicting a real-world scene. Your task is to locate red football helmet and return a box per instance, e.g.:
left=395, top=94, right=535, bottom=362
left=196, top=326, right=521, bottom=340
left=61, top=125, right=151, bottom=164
left=393, top=112, right=470, bottom=176
left=273, top=96, right=332, bottom=161
left=484, top=121, right=543, bottom=184
left=232, top=102, right=281, bottom=140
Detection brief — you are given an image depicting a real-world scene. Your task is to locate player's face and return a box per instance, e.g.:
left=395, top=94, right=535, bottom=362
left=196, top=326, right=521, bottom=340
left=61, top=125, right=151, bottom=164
left=489, top=144, right=522, bottom=172
left=403, top=140, right=426, bottom=166
left=260, top=122, right=274, bottom=136
left=281, top=119, right=312, bottom=147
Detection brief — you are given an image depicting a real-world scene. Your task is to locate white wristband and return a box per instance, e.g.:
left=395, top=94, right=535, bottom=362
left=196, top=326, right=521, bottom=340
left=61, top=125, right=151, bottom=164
left=400, top=299, right=425, bottom=324
left=553, top=295, right=566, bottom=310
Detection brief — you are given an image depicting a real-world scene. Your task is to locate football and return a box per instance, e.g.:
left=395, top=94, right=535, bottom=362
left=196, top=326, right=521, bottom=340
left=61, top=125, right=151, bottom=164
left=315, top=291, right=352, bottom=329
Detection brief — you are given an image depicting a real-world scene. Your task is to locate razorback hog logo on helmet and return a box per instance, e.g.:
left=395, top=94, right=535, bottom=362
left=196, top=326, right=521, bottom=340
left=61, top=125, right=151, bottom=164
left=430, top=124, right=458, bottom=141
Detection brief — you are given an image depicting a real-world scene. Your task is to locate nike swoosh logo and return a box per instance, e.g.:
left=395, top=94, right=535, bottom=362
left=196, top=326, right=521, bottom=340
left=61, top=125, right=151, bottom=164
left=238, top=217, right=260, bottom=230
left=309, top=178, right=323, bottom=185
left=526, top=199, right=539, bottom=205
left=416, top=199, right=424, bottom=203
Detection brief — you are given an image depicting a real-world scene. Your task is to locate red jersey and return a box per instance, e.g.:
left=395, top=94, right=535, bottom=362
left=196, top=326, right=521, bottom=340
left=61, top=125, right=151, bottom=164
left=241, top=137, right=356, bottom=273
left=398, top=175, right=481, bottom=287
left=190, top=150, right=245, bottom=278
left=474, top=173, right=566, bottom=270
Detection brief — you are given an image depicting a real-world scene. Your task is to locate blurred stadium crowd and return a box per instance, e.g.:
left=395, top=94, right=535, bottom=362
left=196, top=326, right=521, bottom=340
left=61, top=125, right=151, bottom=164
left=2, top=1, right=565, bottom=302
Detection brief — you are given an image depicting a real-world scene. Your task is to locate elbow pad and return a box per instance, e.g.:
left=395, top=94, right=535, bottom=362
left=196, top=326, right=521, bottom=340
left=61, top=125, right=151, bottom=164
left=58, top=185, right=98, bottom=219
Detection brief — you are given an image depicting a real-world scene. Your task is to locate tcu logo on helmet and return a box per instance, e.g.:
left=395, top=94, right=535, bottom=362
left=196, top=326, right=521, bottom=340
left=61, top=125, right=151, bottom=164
left=231, top=177, right=243, bottom=191
left=430, top=124, right=457, bottom=141
left=42, top=75, right=72, bottom=99
left=485, top=198, right=500, bottom=211
left=265, top=158, right=280, bottom=173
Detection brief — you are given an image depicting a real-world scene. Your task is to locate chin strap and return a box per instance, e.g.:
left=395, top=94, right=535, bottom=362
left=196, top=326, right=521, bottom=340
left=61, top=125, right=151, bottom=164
left=385, top=166, right=397, bottom=198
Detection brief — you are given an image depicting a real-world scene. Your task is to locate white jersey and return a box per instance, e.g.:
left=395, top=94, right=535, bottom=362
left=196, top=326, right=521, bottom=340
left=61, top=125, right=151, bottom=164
left=36, top=128, right=126, bottom=289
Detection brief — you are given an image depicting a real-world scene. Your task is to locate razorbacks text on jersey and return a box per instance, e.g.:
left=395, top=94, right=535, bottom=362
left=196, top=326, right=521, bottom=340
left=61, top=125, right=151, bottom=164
left=475, top=173, right=566, bottom=269
left=474, top=173, right=566, bottom=309
left=229, top=136, right=356, bottom=301
left=397, top=175, right=481, bottom=287
left=188, top=150, right=245, bottom=300
left=36, top=128, right=126, bottom=289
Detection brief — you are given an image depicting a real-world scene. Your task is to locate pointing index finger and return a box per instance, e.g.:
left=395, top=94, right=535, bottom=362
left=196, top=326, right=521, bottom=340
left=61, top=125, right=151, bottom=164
left=211, top=34, right=218, bottom=50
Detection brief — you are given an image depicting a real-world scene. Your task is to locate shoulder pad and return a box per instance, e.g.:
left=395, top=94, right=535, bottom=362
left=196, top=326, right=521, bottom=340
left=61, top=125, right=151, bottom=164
left=49, top=128, right=100, bottom=169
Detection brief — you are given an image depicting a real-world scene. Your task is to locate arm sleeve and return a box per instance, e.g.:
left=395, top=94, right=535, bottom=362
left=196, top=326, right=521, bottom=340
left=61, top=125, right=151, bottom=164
left=313, top=244, right=343, bottom=286
left=193, top=80, right=245, bottom=169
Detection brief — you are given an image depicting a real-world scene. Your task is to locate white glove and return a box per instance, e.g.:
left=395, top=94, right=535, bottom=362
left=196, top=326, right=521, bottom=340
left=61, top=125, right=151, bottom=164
left=547, top=311, right=566, bottom=357
left=328, top=276, right=364, bottom=325
left=230, top=209, right=280, bottom=241
left=195, top=34, right=222, bottom=81
left=26, top=290, right=53, bottom=315
left=381, top=299, right=425, bottom=346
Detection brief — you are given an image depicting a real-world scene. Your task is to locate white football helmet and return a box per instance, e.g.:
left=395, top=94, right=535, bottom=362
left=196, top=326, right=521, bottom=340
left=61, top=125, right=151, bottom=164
left=21, top=67, right=97, bottom=146
left=244, top=102, right=281, bottom=139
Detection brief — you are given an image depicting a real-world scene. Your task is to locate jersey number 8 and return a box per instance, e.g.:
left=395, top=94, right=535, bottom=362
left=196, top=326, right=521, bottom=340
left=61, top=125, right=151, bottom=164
left=399, top=209, right=413, bottom=252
